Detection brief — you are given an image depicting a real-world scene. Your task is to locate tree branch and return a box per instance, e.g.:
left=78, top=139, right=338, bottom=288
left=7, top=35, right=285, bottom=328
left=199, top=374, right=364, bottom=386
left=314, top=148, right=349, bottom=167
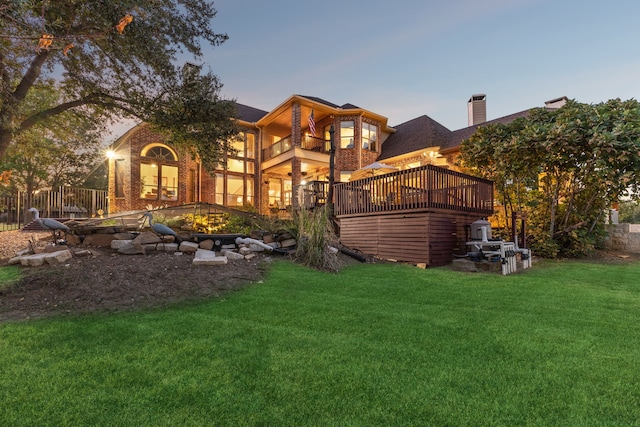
left=12, top=51, right=49, bottom=103
left=18, top=92, right=143, bottom=132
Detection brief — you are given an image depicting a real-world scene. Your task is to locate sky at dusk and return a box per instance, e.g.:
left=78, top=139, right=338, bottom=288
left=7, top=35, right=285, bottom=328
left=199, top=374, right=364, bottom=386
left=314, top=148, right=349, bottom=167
left=106, top=0, right=640, bottom=139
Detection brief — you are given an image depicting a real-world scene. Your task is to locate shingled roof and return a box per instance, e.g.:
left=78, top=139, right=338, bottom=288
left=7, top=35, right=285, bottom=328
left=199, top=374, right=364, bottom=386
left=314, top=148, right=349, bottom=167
left=446, top=109, right=530, bottom=150
left=379, top=115, right=452, bottom=160
left=235, top=102, right=269, bottom=123
left=297, top=95, right=341, bottom=109
left=379, top=107, right=534, bottom=160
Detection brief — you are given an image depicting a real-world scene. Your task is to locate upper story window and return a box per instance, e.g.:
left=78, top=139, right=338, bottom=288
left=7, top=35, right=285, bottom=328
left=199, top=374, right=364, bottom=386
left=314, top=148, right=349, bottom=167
left=340, top=120, right=355, bottom=149
left=362, top=122, right=378, bottom=151
left=230, top=132, right=255, bottom=159
left=224, top=131, right=255, bottom=174
left=323, top=125, right=332, bottom=151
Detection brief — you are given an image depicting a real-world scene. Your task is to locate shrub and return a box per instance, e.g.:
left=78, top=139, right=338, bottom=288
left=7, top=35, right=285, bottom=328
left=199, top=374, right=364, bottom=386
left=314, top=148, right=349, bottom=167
left=292, top=206, right=339, bottom=272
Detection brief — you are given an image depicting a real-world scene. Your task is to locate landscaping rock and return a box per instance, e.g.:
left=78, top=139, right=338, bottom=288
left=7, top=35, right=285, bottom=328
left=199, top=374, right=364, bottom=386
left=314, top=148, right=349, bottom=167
left=82, top=233, right=115, bottom=247
left=279, top=238, right=297, bottom=248
left=199, top=239, right=215, bottom=250
left=113, top=232, right=136, bottom=240
left=193, top=249, right=227, bottom=265
left=133, top=231, right=161, bottom=245
left=111, top=239, right=133, bottom=250
left=143, top=243, right=178, bottom=252
left=238, top=246, right=253, bottom=255
left=19, top=249, right=73, bottom=267
left=45, top=249, right=73, bottom=265
left=179, top=241, right=199, bottom=253
left=221, top=250, right=245, bottom=260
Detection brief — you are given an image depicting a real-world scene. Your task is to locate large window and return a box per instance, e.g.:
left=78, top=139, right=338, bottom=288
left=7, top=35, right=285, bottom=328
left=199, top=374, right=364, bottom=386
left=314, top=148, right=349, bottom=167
left=139, top=144, right=179, bottom=200
left=227, top=175, right=245, bottom=206
left=362, top=122, right=378, bottom=151
left=215, top=132, right=256, bottom=207
left=340, top=121, right=355, bottom=149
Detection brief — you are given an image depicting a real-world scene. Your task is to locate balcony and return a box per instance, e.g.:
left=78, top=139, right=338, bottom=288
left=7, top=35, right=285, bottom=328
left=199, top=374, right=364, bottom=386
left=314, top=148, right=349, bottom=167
left=262, top=134, right=329, bottom=161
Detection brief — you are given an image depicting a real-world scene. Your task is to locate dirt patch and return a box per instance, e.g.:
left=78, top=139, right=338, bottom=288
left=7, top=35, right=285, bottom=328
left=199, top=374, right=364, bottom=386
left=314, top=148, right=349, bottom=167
left=0, top=231, right=276, bottom=322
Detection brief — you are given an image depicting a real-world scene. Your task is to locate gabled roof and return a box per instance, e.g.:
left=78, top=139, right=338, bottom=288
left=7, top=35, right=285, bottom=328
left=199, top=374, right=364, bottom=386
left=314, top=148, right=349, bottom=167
left=379, top=115, right=452, bottom=160
left=235, top=102, right=269, bottom=123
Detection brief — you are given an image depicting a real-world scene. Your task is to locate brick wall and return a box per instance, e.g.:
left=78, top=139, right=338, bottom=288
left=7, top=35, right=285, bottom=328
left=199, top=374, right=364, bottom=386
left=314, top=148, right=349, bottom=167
left=108, top=124, right=216, bottom=213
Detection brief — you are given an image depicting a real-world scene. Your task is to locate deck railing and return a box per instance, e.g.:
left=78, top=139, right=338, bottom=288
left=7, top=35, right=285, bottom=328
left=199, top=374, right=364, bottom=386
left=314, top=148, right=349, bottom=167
left=262, top=136, right=293, bottom=161
left=262, top=134, right=329, bottom=161
left=334, top=165, right=493, bottom=217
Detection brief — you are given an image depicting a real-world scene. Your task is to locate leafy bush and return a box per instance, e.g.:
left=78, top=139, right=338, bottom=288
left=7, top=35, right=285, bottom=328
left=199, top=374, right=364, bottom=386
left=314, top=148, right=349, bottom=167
left=527, top=233, right=560, bottom=259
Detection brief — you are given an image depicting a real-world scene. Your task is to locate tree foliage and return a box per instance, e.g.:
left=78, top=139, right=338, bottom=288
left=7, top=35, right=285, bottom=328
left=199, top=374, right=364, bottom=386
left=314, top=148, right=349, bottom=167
left=0, top=82, right=103, bottom=196
left=459, top=99, right=640, bottom=257
left=0, top=0, right=238, bottom=171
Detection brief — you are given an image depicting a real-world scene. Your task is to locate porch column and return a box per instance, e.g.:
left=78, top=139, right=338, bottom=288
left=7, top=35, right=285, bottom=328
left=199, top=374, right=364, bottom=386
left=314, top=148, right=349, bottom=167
left=291, top=158, right=302, bottom=209
left=291, top=102, right=302, bottom=147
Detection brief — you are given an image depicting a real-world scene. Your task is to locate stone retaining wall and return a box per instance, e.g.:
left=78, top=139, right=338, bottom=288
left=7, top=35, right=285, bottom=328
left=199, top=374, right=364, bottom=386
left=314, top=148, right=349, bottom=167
left=604, top=224, right=640, bottom=253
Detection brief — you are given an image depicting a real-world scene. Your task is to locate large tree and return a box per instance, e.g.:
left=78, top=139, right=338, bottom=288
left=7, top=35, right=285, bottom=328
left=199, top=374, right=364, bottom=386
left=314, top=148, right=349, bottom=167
left=0, top=81, right=104, bottom=212
left=459, top=99, right=640, bottom=257
left=0, top=0, right=238, bottom=170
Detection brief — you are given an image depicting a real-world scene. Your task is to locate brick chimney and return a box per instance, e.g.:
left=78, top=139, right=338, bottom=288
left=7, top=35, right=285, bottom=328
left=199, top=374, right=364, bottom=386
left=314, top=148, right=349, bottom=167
left=467, top=94, right=487, bottom=126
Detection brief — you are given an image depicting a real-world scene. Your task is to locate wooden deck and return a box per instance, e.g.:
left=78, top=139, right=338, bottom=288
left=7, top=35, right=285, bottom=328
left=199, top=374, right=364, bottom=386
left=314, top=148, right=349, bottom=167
left=334, top=165, right=494, bottom=266
left=334, top=165, right=493, bottom=217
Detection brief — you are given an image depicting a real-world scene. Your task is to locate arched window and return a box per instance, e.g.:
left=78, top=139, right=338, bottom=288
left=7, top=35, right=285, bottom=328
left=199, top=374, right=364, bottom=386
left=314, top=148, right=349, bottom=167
left=139, top=143, right=179, bottom=201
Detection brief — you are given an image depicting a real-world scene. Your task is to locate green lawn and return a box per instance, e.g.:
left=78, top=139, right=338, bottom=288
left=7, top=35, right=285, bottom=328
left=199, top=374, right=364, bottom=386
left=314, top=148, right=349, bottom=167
left=1, top=260, right=640, bottom=426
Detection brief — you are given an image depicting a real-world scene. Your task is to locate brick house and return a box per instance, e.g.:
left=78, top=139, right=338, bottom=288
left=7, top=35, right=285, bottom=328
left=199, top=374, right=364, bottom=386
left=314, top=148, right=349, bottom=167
left=106, top=94, right=567, bottom=216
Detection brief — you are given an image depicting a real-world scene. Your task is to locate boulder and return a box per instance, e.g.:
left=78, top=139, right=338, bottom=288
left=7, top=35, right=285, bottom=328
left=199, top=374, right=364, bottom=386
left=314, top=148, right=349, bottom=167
left=199, top=239, right=215, bottom=250
left=45, top=249, right=73, bottom=265
left=113, top=232, right=136, bottom=240
left=133, top=231, right=161, bottom=245
left=20, top=249, right=72, bottom=266
left=179, top=241, right=199, bottom=253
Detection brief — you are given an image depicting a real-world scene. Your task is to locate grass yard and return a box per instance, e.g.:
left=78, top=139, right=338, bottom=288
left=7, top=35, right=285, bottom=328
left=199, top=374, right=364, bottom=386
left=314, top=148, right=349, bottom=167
left=1, top=259, right=640, bottom=426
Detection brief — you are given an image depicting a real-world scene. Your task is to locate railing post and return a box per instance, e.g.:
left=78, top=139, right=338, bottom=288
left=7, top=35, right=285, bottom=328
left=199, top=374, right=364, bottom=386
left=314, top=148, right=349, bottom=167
left=326, top=125, right=335, bottom=215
